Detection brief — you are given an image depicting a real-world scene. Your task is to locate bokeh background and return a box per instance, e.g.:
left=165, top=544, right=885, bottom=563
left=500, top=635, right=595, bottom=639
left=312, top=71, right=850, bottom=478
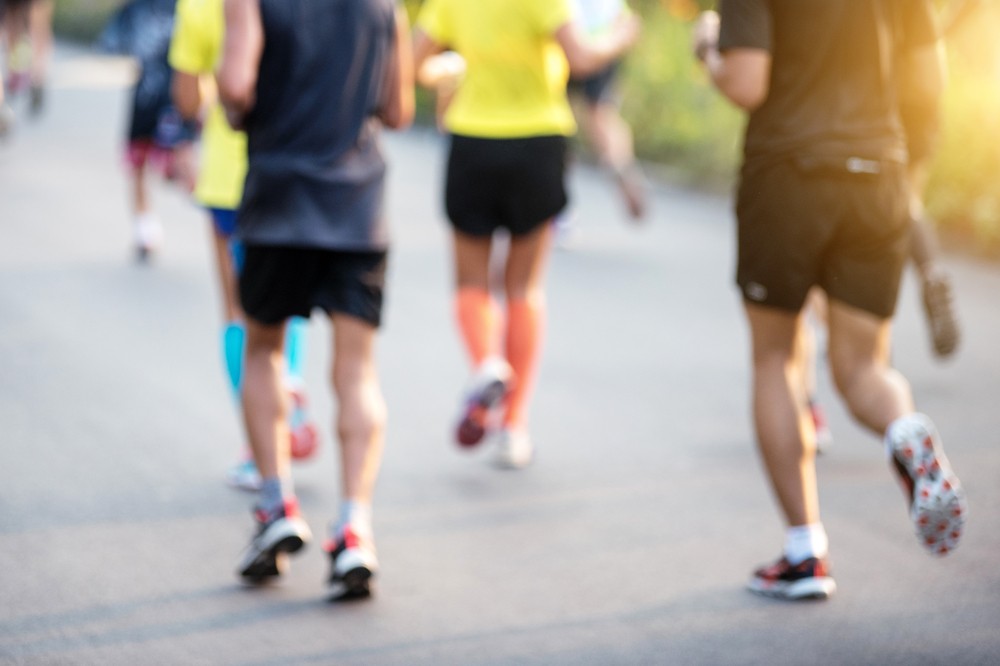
left=52, top=0, right=1000, bottom=254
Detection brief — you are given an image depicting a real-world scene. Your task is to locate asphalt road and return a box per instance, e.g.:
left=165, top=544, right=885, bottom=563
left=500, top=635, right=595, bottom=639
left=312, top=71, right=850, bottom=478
left=1, top=45, right=998, bottom=666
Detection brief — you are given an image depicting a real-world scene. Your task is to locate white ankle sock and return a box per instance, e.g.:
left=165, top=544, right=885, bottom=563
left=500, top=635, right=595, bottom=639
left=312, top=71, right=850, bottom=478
left=337, top=500, right=372, bottom=534
left=784, top=523, right=829, bottom=564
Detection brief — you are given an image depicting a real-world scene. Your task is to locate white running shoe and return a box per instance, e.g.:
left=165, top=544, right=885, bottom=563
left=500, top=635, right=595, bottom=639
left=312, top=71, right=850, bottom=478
left=325, top=523, right=378, bottom=600
left=886, top=414, right=967, bottom=556
left=236, top=499, right=312, bottom=583
left=494, top=428, right=533, bottom=469
left=226, top=457, right=262, bottom=492
left=134, top=212, right=163, bottom=260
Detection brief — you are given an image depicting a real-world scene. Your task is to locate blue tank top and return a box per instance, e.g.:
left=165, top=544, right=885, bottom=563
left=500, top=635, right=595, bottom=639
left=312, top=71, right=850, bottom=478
left=237, top=0, right=398, bottom=251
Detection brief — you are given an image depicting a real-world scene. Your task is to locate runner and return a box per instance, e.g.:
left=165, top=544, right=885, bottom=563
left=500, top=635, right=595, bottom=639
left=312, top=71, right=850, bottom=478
left=218, top=0, right=413, bottom=599
left=413, top=0, right=640, bottom=468
left=694, top=0, right=967, bottom=601
left=568, top=0, right=646, bottom=221
left=167, top=0, right=318, bottom=493
left=98, top=0, right=197, bottom=261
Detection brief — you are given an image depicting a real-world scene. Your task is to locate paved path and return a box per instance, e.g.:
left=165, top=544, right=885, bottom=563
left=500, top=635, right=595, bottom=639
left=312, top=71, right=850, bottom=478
left=1, top=45, right=999, bottom=665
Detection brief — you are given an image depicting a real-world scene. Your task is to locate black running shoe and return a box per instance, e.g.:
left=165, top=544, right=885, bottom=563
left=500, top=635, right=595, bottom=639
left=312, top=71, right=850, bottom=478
left=747, top=556, right=836, bottom=600
left=325, top=524, right=378, bottom=601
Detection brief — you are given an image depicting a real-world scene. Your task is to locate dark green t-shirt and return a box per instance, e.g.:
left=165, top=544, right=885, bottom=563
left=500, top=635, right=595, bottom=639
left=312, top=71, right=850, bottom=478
left=718, top=0, right=939, bottom=168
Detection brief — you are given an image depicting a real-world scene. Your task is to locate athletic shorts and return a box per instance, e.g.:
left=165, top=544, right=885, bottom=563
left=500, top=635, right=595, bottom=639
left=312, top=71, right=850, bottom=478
left=735, top=156, right=910, bottom=319
left=125, top=139, right=176, bottom=174
left=239, top=245, right=388, bottom=328
left=568, top=60, right=621, bottom=106
left=445, top=134, right=568, bottom=238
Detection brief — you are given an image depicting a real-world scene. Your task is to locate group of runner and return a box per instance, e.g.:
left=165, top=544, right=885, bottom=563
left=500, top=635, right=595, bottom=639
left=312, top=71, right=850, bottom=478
left=87, top=0, right=970, bottom=603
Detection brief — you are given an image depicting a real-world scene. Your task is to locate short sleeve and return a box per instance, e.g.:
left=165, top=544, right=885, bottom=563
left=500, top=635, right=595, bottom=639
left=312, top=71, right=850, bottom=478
left=416, top=0, right=453, bottom=46
left=718, top=0, right=772, bottom=53
left=168, top=0, right=210, bottom=74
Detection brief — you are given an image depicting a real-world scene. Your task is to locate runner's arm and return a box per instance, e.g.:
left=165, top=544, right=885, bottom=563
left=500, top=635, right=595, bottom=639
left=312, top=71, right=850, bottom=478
left=217, top=0, right=263, bottom=130
left=554, top=12, right=641, bottom=78
left=171, top=71, right=202, bottom=120
left=693, top=10, right=770, bottom=111
left=378, top=6, right=415, bottom=130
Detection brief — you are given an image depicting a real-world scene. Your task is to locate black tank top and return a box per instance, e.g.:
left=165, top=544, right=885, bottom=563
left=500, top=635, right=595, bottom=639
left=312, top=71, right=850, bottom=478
left=237, top=0, right=398, bottom=250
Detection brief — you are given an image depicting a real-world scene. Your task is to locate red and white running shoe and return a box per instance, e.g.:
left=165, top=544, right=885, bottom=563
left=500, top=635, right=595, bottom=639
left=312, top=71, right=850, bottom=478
left=886, top=414, right=967, bottom=556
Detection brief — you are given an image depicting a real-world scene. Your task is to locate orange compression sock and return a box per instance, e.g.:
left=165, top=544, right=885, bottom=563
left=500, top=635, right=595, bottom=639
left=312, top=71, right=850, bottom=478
left=455, top=287, right=502, bottom=366
left=503, top=296, right=545, bottom=430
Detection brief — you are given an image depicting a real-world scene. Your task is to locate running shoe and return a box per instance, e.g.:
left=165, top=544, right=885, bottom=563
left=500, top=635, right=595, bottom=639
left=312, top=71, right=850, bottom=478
left=810, top=401, right=833, bottom=453
left=921, top=273, right=960, bottom=358
left=747, top=556, right=836, bottom=600
left=288, top=386, right=319, bottom=460
left=325, top=523, right=378, bottom=600
left=494, top=428, right=533, bottom=469
left=456, top=358, right=512, bottom=447
left=236, top=498, right=312, bottom=583
left=134, top=213, right=163, bottom=261
left=886, top=414, right=967, bottom=556
left=226, top=456, right=262, bottom=492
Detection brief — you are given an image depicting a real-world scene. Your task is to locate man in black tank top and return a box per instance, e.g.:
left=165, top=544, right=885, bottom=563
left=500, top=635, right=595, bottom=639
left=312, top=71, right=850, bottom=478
left=218, top=0, right=413, bottom=600
left=694, top=0, right=966, bottom=601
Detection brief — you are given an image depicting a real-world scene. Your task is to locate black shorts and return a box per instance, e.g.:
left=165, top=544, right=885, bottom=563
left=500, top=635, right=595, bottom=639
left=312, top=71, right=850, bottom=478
left=735, top=157, right=910, bottom=318
left=445, top=134, right=568, bottom=238
left=239, top=245, right=388, bottom=328
left=568, top=60, right=621, bottom=106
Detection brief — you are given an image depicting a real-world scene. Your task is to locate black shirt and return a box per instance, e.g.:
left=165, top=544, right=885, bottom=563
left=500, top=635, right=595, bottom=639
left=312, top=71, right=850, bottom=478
left=238, top=0, right=398, bottom=251
left=718, top=0, right=938, bottom=168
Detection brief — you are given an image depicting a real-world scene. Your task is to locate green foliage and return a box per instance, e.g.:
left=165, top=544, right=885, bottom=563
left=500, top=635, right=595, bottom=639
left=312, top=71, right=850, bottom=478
left=925, top=6, right=1000, bottom=255
left=50, top=0, right=999, bottom=250
left=620, top=5, right=742, bottom=187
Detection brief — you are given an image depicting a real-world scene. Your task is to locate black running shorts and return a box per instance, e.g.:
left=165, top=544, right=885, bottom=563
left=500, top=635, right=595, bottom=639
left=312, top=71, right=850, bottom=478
left=445, top=134, right=568, bottom=238
left=735, top=157, right=910, bottom=319
left=239, top=245, right=387, bottom=328
left=568, top=60, right=622, bottom=106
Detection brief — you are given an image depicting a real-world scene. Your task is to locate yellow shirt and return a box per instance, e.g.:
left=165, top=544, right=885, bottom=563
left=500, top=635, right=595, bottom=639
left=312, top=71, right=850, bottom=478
left=417, top=0, right=577, bottom=138
left=168, top=0, right=247, bottom=210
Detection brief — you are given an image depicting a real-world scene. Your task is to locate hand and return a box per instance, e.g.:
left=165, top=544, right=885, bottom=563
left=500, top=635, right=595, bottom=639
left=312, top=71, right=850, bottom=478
left=614, top=10, right=642, bottom=51
left=418, top=51, right=466, bottom=92
left=693, top=10, right=720, bottom=63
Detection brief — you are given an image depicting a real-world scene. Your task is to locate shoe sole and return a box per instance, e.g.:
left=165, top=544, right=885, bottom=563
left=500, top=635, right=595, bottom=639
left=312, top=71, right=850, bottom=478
left=238, top=518, right=311, bottom=582
left=328, top=549, right=377, bottom=601
left=923, top=279, right=960, bottom=358
left=890, top=425, right=967, bottom=555
left=456, top=378, right=507, bottom=447
left=748, top=575, right=837, bottom=601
